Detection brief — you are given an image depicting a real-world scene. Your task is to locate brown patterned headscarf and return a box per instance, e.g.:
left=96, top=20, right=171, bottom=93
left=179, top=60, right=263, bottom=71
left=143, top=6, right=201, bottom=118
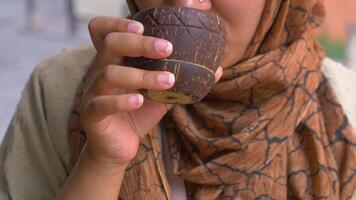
left=68, top=0, right=356, bottom=199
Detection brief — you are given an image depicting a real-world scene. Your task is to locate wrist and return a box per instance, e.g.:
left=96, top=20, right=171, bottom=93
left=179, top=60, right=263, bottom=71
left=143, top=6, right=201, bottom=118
left=80, top=146, right=129, bottom=177
left=59, top=145, right=127, bottom=199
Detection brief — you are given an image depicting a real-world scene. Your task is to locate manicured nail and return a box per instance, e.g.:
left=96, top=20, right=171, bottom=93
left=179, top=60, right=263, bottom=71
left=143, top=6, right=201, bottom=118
left=127, top=22, right=144, bottom=33
left=157, top=72, right=175, bottom=85
left=129, top=95, right=144, bottom=106
left=215, top=66, right=223, bottom=83
left=154, top=40, right=173, bottom=53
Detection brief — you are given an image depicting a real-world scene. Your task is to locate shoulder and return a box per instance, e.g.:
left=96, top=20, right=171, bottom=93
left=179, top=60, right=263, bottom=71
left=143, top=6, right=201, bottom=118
left=33, top=43, right=96, bottom=84
left=0, top=44, right=96, bottom=199
left=30, top=43, right=96, bottom=167
left=321, top=58, right=356, bottom=129
left=31, top=43, right=96, bottom=127
left=31, top=43, right=96, bottom=110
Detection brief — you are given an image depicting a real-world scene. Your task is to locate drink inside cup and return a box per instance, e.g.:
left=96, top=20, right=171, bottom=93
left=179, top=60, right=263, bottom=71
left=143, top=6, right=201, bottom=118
left=125, top=6, right=227, bottom=104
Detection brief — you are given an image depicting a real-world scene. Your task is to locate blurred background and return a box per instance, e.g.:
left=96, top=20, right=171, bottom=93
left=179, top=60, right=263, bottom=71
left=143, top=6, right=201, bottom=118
left=0, top=0, right=355, bottom=141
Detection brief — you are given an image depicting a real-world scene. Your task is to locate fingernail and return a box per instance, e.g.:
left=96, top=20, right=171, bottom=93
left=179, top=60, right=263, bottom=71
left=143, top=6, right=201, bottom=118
left=215, top=66, right=223, bottom=83
left=127, top=22, right=144, bottom=33
left=157, top=72, right=175, bottom=85
left=129, top=95, right=144, bottom=106
left=154, top=40, right=173, bottom=53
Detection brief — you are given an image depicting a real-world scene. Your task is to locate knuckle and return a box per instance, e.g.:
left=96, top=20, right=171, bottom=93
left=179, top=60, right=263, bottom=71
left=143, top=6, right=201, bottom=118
left=112, top=18, right=124, bottom=33
left=138, top=70, right=149, bottom=88
left=88, top=17, right=100, bottom=33
left=138, top=36, right=147, bottom=56
left=103, top=32, right=116, bottom=52
left=102, top=65, right=117, bottom=85
left=87, top=98, right=100, bottom=115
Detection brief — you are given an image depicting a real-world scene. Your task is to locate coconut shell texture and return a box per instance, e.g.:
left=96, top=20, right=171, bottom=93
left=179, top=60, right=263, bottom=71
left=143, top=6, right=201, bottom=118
left=125, top=6, right=227, bottom=104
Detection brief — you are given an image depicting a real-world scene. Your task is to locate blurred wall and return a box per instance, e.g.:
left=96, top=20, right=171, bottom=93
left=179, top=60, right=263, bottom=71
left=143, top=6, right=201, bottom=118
left=74, top=0, right=129, bottom=19
left=72, top=1, right=356, bottom=42
left=320, top=0, right=356, bottom=41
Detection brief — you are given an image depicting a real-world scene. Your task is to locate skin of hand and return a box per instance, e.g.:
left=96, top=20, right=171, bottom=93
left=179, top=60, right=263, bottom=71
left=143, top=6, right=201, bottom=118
left=59, top=0, right=266, bottom=199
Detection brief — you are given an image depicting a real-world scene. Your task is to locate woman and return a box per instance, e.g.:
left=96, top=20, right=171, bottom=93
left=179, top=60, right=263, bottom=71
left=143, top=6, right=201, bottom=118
left=1, top=0, right=356, bottom=199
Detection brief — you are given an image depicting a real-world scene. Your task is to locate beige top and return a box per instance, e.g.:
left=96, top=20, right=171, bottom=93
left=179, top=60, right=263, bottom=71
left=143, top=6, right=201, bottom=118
left=1, top=44, right=356, bottom=200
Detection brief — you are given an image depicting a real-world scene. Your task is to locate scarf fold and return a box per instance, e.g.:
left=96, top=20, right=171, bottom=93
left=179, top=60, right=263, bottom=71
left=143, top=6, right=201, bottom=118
left=68, top=0, right=356, bottom=199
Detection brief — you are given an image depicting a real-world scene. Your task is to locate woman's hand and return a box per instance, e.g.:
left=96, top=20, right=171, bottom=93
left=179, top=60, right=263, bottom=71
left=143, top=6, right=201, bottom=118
left=59, top=16, right=222, bottom=200
left=81, top=16, right=223, bottom=167
left=84, top=16, right=223, bottom=166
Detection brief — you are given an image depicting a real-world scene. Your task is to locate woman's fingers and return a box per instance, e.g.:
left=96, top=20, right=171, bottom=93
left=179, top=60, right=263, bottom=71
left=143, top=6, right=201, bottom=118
left=101, top=32, right=173, bottom=60
left=89, top=65, right=175, bottom=96
left=88, top=16, right=144, bottom=49
left=88, top=65, right=220, bottom=97
left=89, top=16, right=172, bottom=58
left=83, top=94, right=144, bottom=122
left=88, top=17, right=173, bottom=72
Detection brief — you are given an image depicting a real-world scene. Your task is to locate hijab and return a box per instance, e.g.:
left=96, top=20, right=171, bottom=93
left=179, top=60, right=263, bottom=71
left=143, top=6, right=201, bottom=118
left=69, top=0, right=356, bottom=199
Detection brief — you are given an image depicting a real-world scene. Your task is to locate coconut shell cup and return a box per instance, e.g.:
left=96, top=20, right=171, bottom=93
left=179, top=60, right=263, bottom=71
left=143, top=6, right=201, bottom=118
left=124, top=6, right=227, bottom=104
